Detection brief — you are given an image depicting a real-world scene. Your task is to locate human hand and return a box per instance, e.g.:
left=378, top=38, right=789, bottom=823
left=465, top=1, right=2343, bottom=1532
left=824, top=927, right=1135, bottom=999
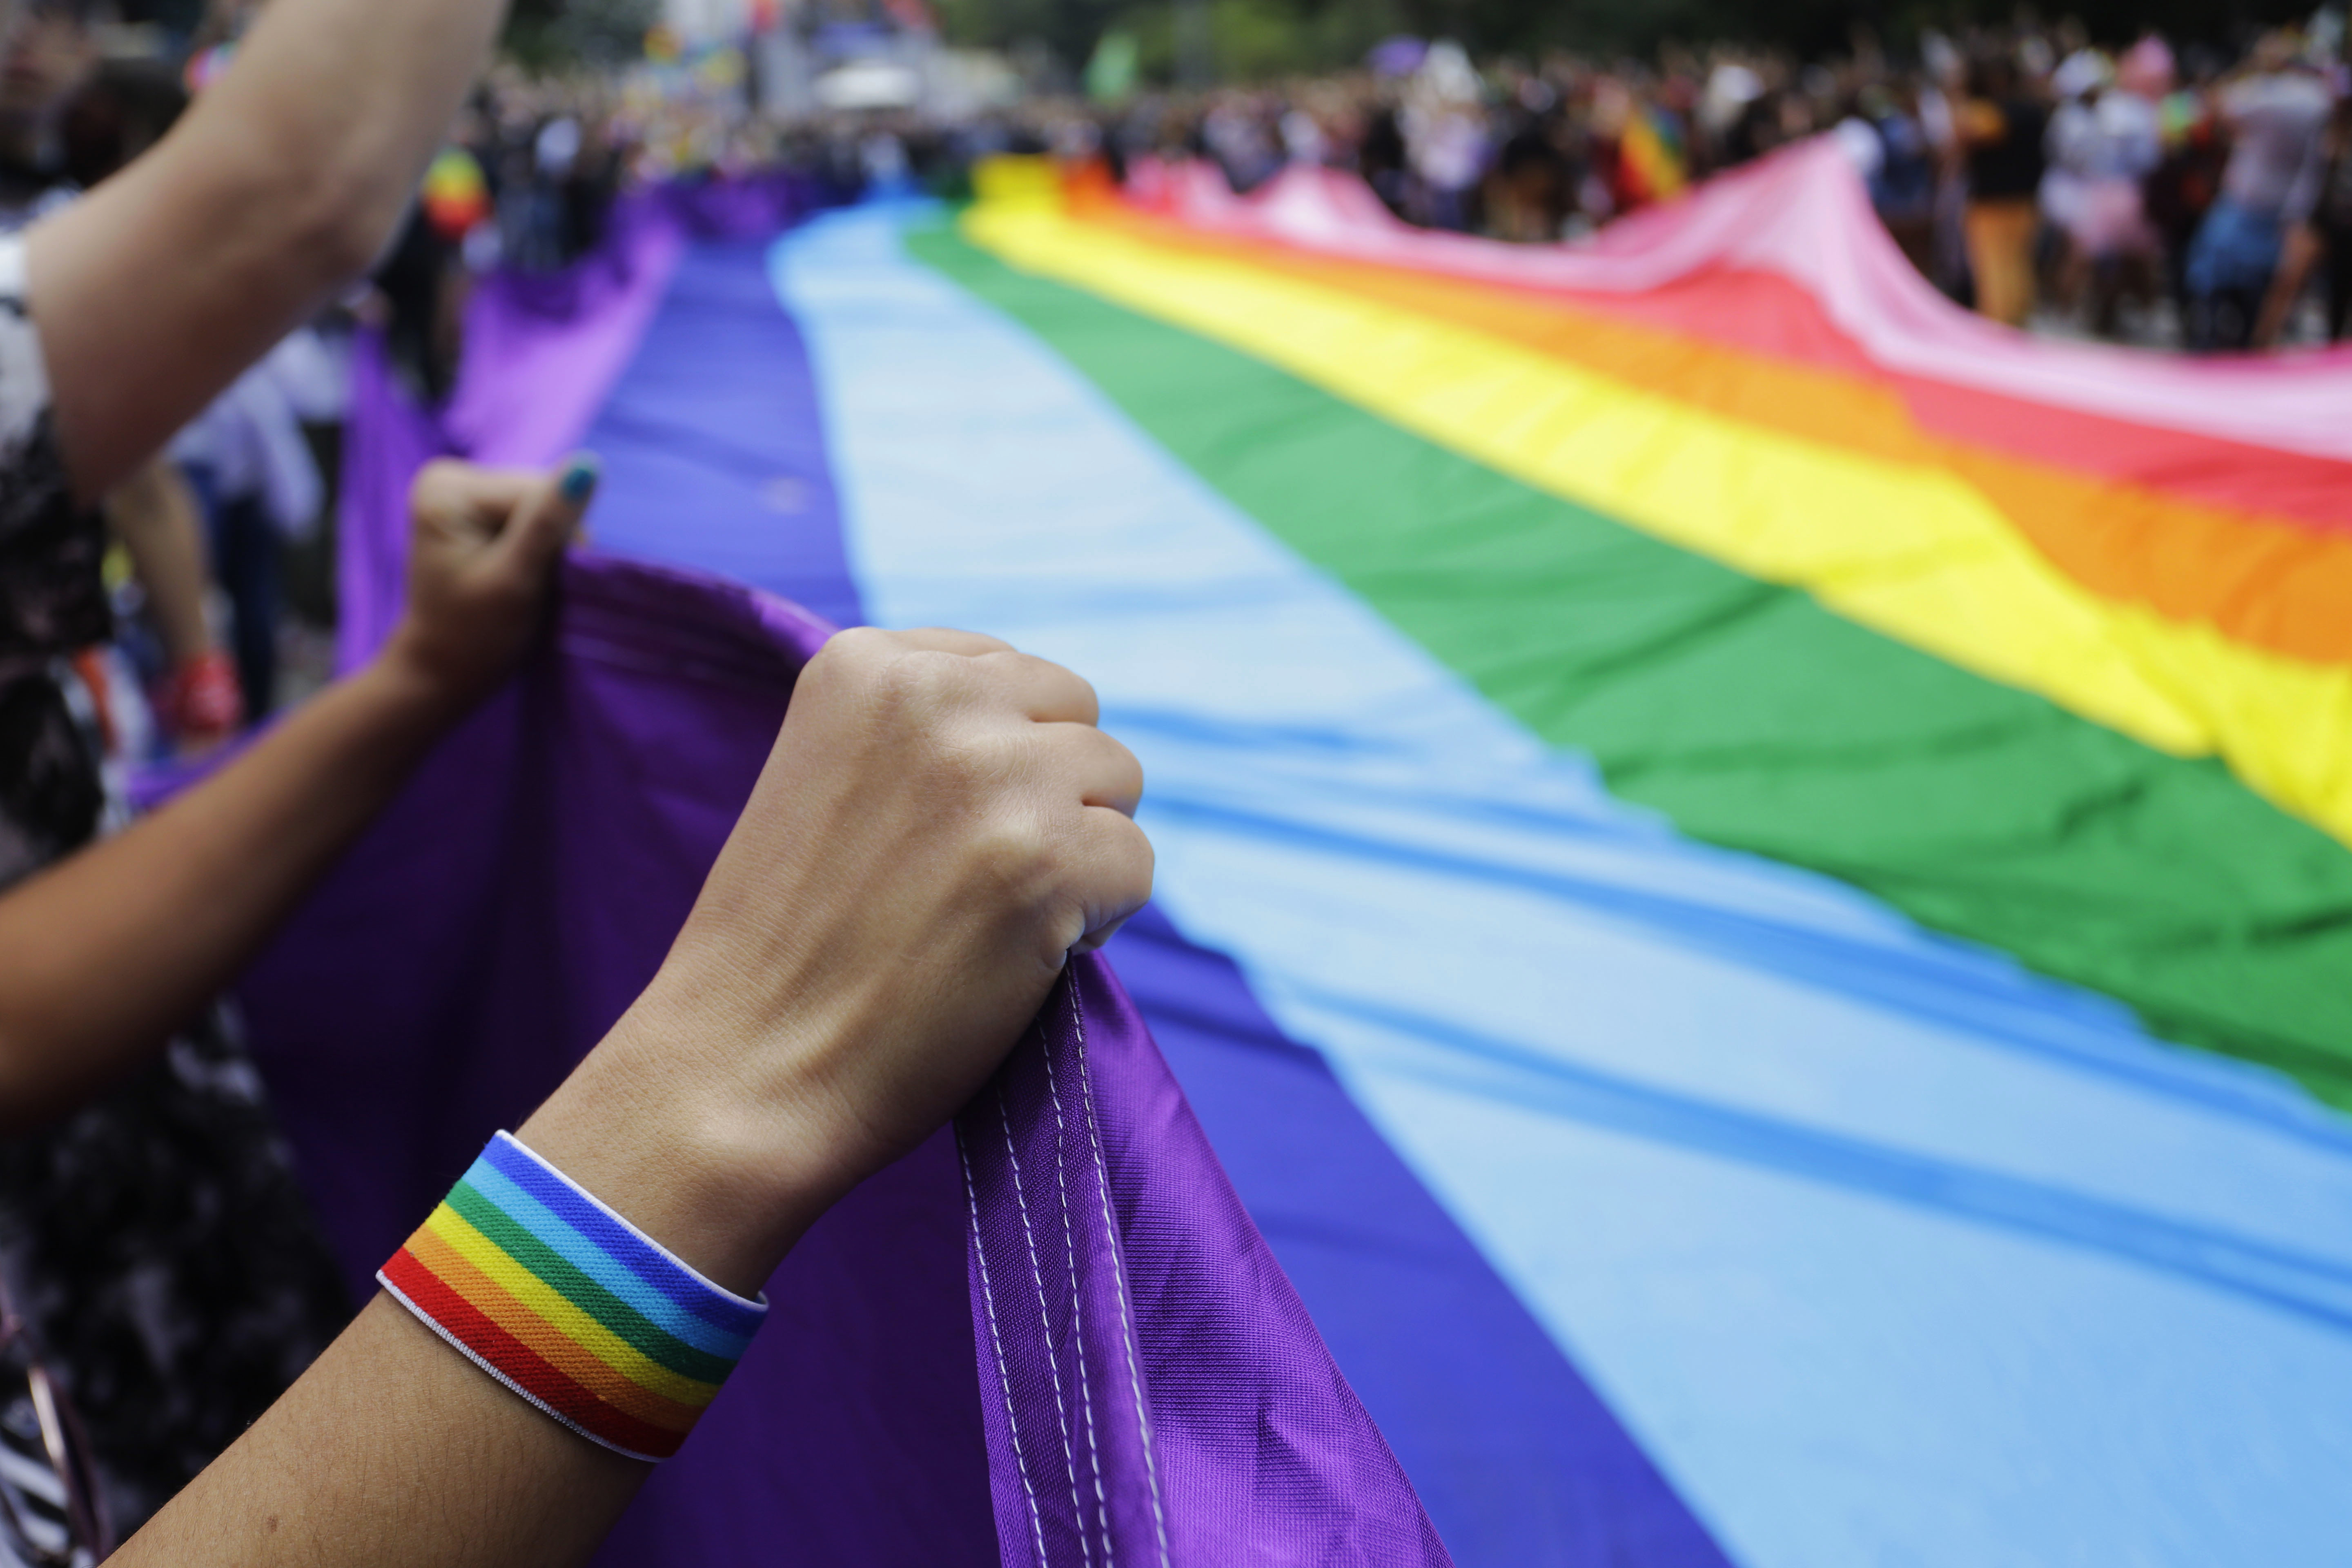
left=519, top=628, right=1153, bottom=1293
left=380, top=456, right=594, bottom=713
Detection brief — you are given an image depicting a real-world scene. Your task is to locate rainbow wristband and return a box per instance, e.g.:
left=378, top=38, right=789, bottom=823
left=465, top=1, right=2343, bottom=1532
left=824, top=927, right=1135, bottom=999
left=379, top=1131, right=766, bottom=1461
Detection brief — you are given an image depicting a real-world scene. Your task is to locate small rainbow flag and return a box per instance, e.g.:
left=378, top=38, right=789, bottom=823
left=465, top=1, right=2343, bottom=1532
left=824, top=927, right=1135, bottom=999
left=421, top=147, right=492, bottom=241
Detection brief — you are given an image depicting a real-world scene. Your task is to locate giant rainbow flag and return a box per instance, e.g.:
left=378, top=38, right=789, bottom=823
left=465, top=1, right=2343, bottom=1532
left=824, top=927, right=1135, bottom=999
left=270, top=143, right=2352, bottom=1566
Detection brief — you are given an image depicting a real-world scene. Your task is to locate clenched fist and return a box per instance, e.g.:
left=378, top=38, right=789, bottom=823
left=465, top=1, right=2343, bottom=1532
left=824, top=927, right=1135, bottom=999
left=520, top=626, right=1153, bottom=1294
left=383, top=457, right=593, bottom=713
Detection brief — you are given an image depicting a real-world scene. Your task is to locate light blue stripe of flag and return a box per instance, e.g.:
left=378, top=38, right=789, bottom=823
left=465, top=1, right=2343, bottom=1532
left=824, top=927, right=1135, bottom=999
left=775, top=206, right=2352, bottom=1568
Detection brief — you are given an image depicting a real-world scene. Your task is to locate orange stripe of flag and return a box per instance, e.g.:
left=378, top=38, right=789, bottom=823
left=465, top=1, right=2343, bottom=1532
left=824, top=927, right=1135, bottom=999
left=1077, top=198, right=2352, bottom=671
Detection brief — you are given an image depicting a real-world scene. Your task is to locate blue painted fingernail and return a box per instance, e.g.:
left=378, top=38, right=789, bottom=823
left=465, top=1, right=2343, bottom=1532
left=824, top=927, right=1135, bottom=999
left=559, top=455, right=601, bottom=503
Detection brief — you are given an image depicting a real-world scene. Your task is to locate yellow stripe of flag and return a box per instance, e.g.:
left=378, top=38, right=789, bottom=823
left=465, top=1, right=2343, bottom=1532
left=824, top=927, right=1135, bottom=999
left=961, top=203, right=2352, bottom=850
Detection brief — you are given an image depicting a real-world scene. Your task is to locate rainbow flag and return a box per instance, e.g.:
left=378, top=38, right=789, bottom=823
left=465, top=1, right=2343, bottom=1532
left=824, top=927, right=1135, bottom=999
left=790, top=152, right=2352, bottom=1566
left=309, top=151, right=2352, bottom=1566
left=976, top=147, right=2352, bottom=1117
left=1619, top=104, right=1688, bottom=203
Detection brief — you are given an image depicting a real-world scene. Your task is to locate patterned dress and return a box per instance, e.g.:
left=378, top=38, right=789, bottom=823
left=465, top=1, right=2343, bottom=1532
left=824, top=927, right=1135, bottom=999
left=0, top=234, right=349, bottom=1550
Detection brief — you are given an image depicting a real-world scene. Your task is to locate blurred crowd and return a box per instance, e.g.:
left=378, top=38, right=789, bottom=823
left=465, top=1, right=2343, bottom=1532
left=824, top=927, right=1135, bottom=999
left=1040, top=21, right=2352, bottom=352
left=16, top=0, right=2350, bottom=773
left=7, top=7, right=868, bottom=769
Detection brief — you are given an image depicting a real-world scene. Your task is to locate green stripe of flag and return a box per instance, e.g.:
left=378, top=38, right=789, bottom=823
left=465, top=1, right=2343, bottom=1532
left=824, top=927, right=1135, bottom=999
left=444, top=1180, right=732, bottom=1385
left=911, top=221, right=2352, bottom=1112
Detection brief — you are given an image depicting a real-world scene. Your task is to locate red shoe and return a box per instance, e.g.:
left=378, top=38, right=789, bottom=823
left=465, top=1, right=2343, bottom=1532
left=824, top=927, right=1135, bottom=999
left=156, top=648, right=244, bottom=749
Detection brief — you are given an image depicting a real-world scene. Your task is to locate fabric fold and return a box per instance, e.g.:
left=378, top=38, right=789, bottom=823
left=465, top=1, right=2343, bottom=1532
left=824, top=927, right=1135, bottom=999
left=963, top=959, right=1449, bottom=1567
left=249, top=539, right=1443, bottom=1560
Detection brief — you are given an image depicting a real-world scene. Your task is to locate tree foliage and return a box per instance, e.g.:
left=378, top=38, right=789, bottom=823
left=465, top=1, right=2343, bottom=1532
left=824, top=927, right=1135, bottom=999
left=503, top=0, right=663, bottom=70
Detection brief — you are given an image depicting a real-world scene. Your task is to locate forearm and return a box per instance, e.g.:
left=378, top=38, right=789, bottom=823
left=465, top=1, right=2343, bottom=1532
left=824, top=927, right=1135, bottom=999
left=107, top=459, right=215, bottom=664
left=110, top=616, right=1150, bottom=1566
left=0, top=652, right=466, bottom=1124
left=111, top=1296, right=649, bottom=1568
left=188, top=0, right=507, bottom=229
left=114, top=991, right=827, bottom=1568
left=31, top=0, right=511, bottom=494
left=0, top=460, right=600, bottom=1116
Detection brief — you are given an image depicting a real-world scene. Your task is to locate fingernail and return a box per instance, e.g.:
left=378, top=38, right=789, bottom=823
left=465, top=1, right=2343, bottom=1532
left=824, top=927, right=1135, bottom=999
left=559, top=454, right=601, bottom=503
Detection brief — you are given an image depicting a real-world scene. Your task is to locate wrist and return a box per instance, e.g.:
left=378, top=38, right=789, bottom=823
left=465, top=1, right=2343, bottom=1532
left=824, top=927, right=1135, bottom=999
left=357, top=625, right=496, bottom=743
left=515, top=987, right=853, bottom=1298
left=369, top=625, right=484, bottom=728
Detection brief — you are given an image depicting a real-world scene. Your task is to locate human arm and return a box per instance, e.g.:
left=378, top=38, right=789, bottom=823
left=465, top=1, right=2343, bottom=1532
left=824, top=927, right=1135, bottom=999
left=105, top=1294, right=650, bottom=1568
left=105, top=459, right=213, bottom=668
left=106, top=457, right=245, bottom=749
left=0, top=460, right=587, bottom=1128
left=113, top=623, right=1155, bottom=1567
left=25, top=0, right=514, bottom=500
left=2254, top=217, right=2325, bottom=347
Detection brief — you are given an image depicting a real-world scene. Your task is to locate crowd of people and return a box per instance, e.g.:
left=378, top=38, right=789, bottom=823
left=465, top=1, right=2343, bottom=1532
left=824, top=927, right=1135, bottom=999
left=1025, top=21, right=2352, bottom=351
left=0, top=11, right=843, bottom=776
left=0, top=3, right=890, bottom=797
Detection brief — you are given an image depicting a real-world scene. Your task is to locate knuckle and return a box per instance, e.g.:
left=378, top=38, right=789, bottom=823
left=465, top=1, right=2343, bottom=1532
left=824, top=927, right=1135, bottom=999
left=966, top=648, right=1028, bottom=695
left=815, top=625, right=889, bottom=677
left=831, top=624, right=892, bottom=657
left=970, top=809, right=1056, bottom=898
left=816, top=630, right=951, bottom=715
left=1022, top=653, right=1094, bottom=704
left=926, top=729, right=1000, bottom=795
left=410, top=458, right=477, bottom=507
left=1100, top=815, right=1154, bottom=882
left=876, top=650, right=969, bottom=720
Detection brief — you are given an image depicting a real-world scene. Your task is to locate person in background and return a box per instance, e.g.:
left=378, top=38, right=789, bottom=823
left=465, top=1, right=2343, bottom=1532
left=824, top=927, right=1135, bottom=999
left=99, top=453, right=236, bottom=748
left=1697, top=57, right=1765, bottom=167
left=2044, top=47, right=2163, bottom=337
left=372, top=132, right=495, bottom=412
left=2038, top=50, right=2100, bottom=290
left=185, top=0, right=261, bottom=58
left=1201, top=91, right=1280, bottom=194
left=2312, top=89, right=2352, bottom=341
left=0, top=1, right=236, bottom=752
left=2184, top=30, right=2334, bottom=351
left=1862, top=82, right=1938, bottom=278
left=1486, top=87, right=1577, bottom=244
left=156, top=0, right=343, bottom=724
left=1959, top=49, right=2050, bottom=327
left=1401, top=44, right=1492, bottom=230
left=0, top=0, right=94, bottom=223
left=0, top=0, right=1148, bottom=1557
left=1916, top=32, right=1974, bottom=301
left=2249, top=31, right=2352, bottom=348
left=0, top=0, right=540, bottom=1546
left=170, top=326, right=340, bottom=722
left=1356, top=94, right=1408, bottom=216
left=2141, top=54, right=2213, bottom=301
